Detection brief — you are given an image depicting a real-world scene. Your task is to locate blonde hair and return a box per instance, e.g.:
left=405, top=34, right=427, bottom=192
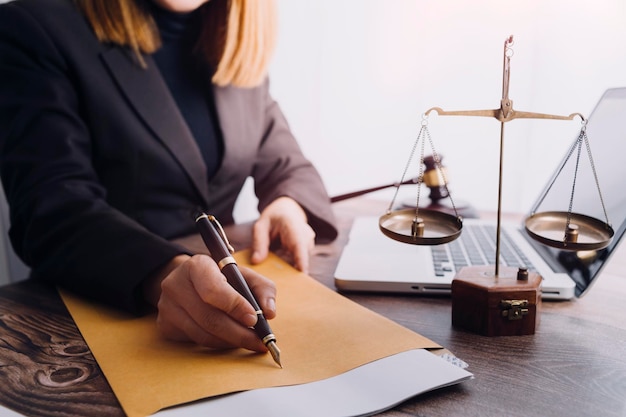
left=74, top=0, right=277, bottom=87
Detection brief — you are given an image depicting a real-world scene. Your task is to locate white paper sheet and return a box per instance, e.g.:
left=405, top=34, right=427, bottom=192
left=155, top=349, right=473, bottom=417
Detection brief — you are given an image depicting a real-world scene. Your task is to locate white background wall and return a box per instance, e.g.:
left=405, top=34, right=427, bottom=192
left=233, top=0, right=626, bottom=222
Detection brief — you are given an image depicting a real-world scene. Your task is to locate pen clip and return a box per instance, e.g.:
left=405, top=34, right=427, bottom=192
left=207, top=215, right=235, bottom=254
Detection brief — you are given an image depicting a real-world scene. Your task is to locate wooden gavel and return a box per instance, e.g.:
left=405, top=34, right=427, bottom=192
left=330, top=155, right=449, bottom=203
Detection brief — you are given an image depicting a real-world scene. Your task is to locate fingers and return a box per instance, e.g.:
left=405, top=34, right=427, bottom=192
left=188, top=256, right=258, bottom=327
left=156, top=296, right=241, bottom=349
left=251, top=217, right=271, bottom=265
left=241, top=266, right=277, bottom=320
left=252, top=197, right=316, bottom=273
left=156, top=255, right=277, bottom=352
left=287, top=226, right=314, bottom=273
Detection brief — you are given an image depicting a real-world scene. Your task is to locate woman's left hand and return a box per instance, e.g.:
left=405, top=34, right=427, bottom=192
left=251, top=196, right=315, bottom=273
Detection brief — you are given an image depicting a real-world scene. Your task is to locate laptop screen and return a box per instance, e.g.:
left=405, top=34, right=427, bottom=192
left=526, top=87, right=626, bottom=297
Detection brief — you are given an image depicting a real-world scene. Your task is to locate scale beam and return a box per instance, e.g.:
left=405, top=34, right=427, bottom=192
left=424, top=107, right=585, bottom=123
left=424, top=35, right=585, bottom=124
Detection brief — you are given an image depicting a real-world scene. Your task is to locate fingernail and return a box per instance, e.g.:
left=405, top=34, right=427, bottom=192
left=267, top=298, right=276, bottom=313
left=244, top=313, right=258, bottom=327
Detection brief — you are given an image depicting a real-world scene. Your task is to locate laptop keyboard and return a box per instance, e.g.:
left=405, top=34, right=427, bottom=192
left=432, top=224, right=536, bottom=276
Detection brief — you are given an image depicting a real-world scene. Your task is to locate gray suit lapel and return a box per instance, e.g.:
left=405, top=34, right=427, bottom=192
left=100, top=48, right=210, bottom=207
left=212, top=84, right=255, bottom=177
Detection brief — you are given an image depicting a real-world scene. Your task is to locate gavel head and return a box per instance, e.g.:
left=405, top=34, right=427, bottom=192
left=422, top=155, right=449, bottom=204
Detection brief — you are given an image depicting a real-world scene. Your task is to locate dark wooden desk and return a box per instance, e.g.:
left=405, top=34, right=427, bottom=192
left=1, top=198, right=626, bottom=417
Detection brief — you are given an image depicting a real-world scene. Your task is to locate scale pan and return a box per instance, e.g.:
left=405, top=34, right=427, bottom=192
left=525, top=211, right=614, bottom=251
left=379, top=208, right=462, bottom=245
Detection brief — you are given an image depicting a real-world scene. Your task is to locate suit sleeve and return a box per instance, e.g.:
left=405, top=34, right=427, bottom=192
left=252, top=79, right=338, bottom=243
left=0, top=3, right=188, bottom=313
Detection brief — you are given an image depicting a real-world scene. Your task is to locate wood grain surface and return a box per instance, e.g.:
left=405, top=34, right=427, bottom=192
left=0, top=280, right=124, bottom=417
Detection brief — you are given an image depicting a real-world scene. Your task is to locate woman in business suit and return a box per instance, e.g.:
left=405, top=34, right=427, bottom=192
left=0, top=0, right=337, bottom=354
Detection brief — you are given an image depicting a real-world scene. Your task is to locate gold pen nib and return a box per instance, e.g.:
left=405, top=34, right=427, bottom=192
left=266, top=340, right=282, bottom=368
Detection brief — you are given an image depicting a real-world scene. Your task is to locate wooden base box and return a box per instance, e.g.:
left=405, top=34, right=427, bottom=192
left=451, top=265, right=541, bottom=336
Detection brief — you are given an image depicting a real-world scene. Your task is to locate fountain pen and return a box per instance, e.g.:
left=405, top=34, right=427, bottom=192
left=195, top=213, right=282, bottom=368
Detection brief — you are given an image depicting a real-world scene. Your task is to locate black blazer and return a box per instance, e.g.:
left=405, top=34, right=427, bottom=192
left=0, top=0, right=337, bottom=312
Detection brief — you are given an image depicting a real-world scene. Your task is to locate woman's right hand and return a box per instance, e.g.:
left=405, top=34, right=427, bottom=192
left=143, top=254, right=277, bottom=352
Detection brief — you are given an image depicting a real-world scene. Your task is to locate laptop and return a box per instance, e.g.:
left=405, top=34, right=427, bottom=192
left=335, top=87, right=626, bottom=300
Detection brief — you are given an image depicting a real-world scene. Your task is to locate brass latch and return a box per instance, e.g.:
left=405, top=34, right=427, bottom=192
left=500, top=299, right=529, bottom=320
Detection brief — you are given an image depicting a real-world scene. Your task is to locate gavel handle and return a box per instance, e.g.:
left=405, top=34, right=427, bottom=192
left=330, top=176, right=420, bottom=203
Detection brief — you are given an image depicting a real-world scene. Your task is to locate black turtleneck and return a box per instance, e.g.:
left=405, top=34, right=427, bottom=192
left=149, top=2, right=223, bottom=179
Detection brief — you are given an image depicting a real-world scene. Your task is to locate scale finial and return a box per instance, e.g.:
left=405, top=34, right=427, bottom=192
left=501, top=35, right=514, bottom=119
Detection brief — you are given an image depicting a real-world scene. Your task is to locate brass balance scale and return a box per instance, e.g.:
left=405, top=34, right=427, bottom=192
left=380, top=35, right=614, bottom=273
left=378, top=36, right=614, bottom=335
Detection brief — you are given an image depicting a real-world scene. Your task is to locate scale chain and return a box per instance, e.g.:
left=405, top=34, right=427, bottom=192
left=564, top=131, right=584, bottom=236
left=387, top=122, right=425, bottom=213
left=387, top=115, right=461, bottom=222
left=583, top=128, right=611, bottom=227
left=424, top=126, right=459, bottom=218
